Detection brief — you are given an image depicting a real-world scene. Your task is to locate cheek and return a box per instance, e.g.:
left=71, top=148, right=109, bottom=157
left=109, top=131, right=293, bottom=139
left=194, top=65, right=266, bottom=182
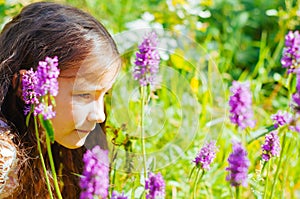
left=72, top=104, right=90, bottom=123
left=53, top=99, right=73, bottom=128
left=52, top=92, right=73, bottom=123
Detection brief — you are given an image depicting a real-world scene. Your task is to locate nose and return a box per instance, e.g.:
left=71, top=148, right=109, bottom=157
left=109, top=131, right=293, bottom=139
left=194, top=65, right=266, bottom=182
left=87, top=98, right=106, bottom=123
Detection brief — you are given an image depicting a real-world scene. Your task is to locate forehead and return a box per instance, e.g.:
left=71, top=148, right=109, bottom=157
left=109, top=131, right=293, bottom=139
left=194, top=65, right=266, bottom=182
left=60, top=52, right=120, bottom=90
left=75, top=69, right=117, bottom=91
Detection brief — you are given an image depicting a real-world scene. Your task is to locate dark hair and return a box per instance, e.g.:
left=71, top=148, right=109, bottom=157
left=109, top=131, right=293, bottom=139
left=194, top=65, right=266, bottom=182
left=0, top=2, right=120, bottom=198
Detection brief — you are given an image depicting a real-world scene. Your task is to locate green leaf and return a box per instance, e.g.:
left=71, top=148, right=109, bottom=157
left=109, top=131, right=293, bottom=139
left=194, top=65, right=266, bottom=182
left=25, top=110, right=32, bottom=126
left=247, top=125, right=276, bottom=144
left=38, top=115, right=55, bottom=143
left=50, top=95, right=56, bottom=107
left=70, top=172, right=82, bottom=178
left=266, top=125, right=276, bottom=132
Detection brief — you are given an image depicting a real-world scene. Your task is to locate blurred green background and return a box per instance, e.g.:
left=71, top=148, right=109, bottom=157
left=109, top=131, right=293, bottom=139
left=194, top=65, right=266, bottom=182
left=2, top=0, right=300, bottom=198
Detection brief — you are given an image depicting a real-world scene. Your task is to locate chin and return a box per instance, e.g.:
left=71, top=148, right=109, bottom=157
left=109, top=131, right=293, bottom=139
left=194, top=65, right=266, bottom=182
left=64, top=144, right=84, bottom=149
left=56, top=138, right=87, bottom=149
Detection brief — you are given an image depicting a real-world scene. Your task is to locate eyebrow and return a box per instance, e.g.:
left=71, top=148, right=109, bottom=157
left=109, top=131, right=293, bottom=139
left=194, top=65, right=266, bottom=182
left=72, top=84, right=113, bottom=92
left=59, top=75, right=76, bottom=79
left=72, top=89, right=111, bottom=98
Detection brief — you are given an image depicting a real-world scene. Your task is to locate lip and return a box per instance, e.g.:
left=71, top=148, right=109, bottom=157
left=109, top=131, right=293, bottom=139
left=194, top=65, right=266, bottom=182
left=76, top=129, right=91, bottom=134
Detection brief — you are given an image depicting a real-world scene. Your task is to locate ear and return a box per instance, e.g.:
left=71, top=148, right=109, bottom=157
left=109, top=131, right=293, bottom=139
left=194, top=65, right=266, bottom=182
left=12, top=69, right=27, bottom=97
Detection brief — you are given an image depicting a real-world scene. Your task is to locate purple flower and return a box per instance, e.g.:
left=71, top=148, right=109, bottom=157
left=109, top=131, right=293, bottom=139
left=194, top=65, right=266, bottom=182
left=80, top=146, right=109, bottom=199
left=193, top=140, right=218, bottom=170
left=34, top=103, right=56, bottom=120
left=292, top=72, right=300, bottom=112
left=292, top=92, right=300, bottom=109
left=133, top=31, right=160, bottom=86
left=271, top=110, right=292, bottom=129
left=229, top=81, right=255, bottom=129
left=36, top=56, right=59, bottom=96
left=289, top=112, right=300, bottom=133
left=226, top=142, right=250, bottom=187
left=21, top=56, right=59, bottom=119
left=111, top=191, right=128, bottom=199
left=145, top=172, right=165, bottom=199
left=261, top=131, right=281, bottom=161
left=281, top=30, right=300, bottom=73
left=22, top=68, right=39, bottom=114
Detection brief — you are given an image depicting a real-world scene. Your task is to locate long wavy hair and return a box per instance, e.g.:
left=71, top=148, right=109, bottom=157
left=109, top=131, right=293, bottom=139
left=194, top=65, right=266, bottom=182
left=0, top=2, right=120, bottom=198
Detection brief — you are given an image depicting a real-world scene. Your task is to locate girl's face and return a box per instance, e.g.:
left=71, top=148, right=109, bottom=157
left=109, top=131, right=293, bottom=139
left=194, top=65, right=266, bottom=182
left=51, top=53, right=119, bottom=149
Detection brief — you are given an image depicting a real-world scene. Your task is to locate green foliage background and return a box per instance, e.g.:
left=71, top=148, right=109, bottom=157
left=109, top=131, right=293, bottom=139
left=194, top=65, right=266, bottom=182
left=1, top=0, right=300, bottom=198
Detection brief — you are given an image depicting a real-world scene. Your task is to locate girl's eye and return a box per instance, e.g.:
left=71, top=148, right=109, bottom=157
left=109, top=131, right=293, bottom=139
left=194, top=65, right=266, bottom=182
left=76, top=93, right=92, bottom=99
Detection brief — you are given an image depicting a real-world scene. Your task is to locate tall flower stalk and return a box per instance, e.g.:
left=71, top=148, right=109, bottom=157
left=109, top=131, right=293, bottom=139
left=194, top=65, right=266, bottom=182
left=229, top=81, right=255, bottom=130
left=226, top=141, right=250, bottom=199
left=33, top=107, right=53, bottom=198
left=281, top=30, right=300, bottom=74
left=270, top=130, right=287, bottom=198
left=261, top=131, right=280, bottom=162
left=140, top=86, right=147, bottom=180
left=229, top=81, right=255, bottom=146
left=191, top=140, right=218, bottom=198
left=261, top=130, right=280, bottom=198
left=266, top=30, right=300, bottom=198
left=263, top=158, right=271, bottom=199
left=145, top=172, right=165, bottom=199
left=80, top=146, right=110, bottom=199
left=133, top=31, right=160, bottom=181
left=271, top=110, right=292, bottom=129
left=22, top=56, right=62, bottom=199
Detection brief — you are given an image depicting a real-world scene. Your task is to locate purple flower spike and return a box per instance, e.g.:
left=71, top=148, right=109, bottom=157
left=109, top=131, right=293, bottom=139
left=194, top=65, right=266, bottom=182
left=229, top=81, right=255, bottom=129
left=271, top=110, right=292, bottom=129
left=281, top=30, right=300, bottom=73
left=21, top=56, right=60, bottom=119
left=36, top=56, right=60, bottom=96
left=262, top=131, right=281, bottom=161
left=145, top=172, right=166, bottom=199
left=193, top=140, right=218, bottom=170
left=111, top=191, right=128, bottom=199
left=133, top=31, right=160, bottom=86
left=22, top=68, right=39, bottom=114
left=226, top=142, right=250, bottom=187
left=80, top=146, right=109, bottom=199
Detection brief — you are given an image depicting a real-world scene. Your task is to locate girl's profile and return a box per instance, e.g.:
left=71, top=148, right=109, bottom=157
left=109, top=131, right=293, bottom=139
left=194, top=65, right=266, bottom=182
left=0, top=1, right=120, bottom=198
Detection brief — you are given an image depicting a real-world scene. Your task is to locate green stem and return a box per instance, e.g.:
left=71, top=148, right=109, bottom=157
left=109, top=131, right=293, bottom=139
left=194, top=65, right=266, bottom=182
left=193, top=168, right=202, bottom=199
left=188, top=166, right=196, bottom=181
left=34, top=117, right=54, bottom=199
left=110, top=162, right=117, bottom=196
left=140, top=86, right=147, bottom=180
left=251, top=31, right=267, bottom=79
left=46, top=132, right=62, bottom=199
left=263, top=160, right=271, bottom=199
left=235, top=186, right=240, bottom=199
left=109, top=146, right=117, bottom=196
left=281, top=138, right=292, bottom=199
left=270, top=131, right=287, bottom=198
left=242, top=128, right=248, bottom=147
left=261, top=160, right=267, bottom=175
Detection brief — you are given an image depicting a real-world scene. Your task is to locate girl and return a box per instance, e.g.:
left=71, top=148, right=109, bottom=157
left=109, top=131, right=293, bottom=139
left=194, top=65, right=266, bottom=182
left=0, top=2, right=121, bottom=198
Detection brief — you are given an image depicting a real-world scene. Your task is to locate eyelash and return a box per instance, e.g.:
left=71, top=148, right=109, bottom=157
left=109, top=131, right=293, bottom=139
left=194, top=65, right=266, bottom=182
left=74, top=92, right=109, bottom=99
left=77, top=93, right=92, bottom=99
